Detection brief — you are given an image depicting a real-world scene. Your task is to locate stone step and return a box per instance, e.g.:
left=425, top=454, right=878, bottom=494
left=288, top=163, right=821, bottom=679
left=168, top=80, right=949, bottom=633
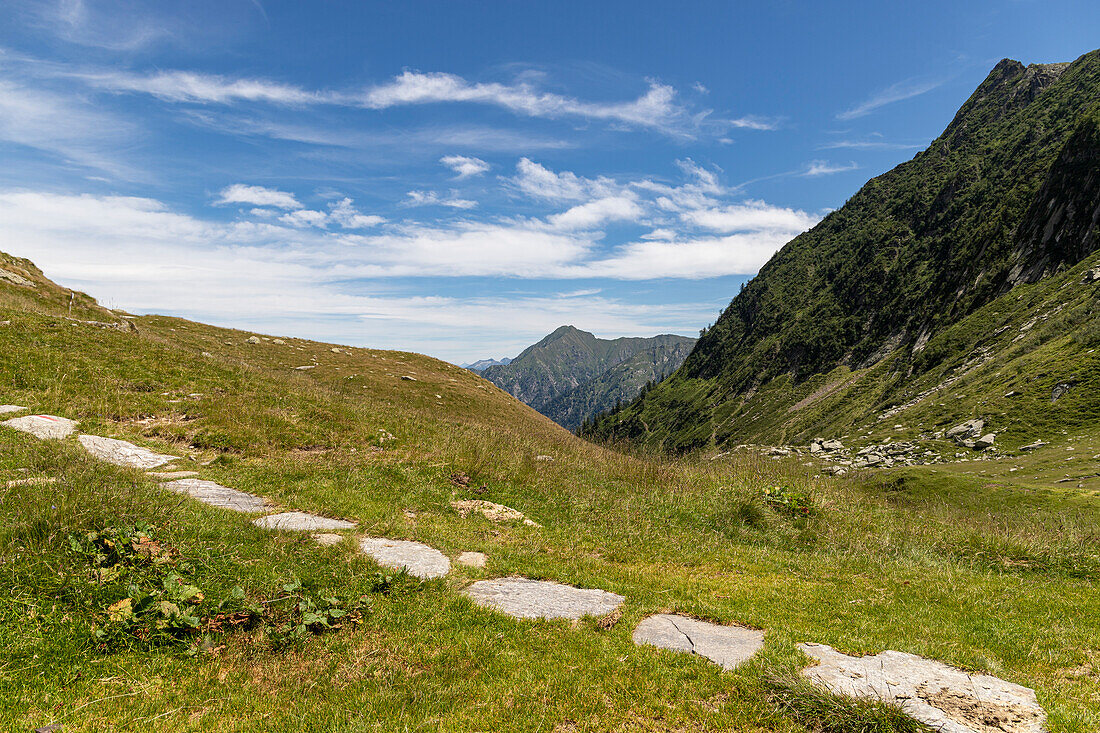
left=78, top=434, right=178, bottom=469
left=163, top=478, right=272, bottom=514
left=253, top=511, right=356, bottom=532
left=633, top=614, right=763, bottom=670
left=2, top=414, right=78, bottom=440
left=463, top=577, right=624, bottom=620
left=799, top=643, right=1045, bottom=733
left=358, top=537, right=450, bottom=579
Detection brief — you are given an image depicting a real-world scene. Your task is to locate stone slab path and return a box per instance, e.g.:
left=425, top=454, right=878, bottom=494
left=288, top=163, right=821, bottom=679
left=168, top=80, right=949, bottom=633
left=253, top=511, right=357, bottom=532
left=633, top=614, right=764, bottom=670
left=148, top=470, right=199, bottom=479
left=2, top=414, right=78, bottom=440
left=358, top=537, right=451, bottom=579
left=463, top=577, right=624, bottom=620
left=77, top=434, right=178, bottom=469
left=456, top=551, right=487, bottom=568
left=163, top=478, right=272, bottom=514
left=799, top=643, right=1046, bottom=733
left=0, top=405, right=26, bottom=414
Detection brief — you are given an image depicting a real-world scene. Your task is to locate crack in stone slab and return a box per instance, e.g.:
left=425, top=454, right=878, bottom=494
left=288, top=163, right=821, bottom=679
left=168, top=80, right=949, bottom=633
left=162, top=478, right=272, bottom=514
left=633, top=614, right=764, bottom=670
left=253, top=511, right=356, bottom=532
left=463, top=577, right=624, bottom=620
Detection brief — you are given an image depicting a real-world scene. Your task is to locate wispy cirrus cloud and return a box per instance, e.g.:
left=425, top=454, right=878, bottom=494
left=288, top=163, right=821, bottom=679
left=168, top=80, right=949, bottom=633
left=800, top=159, right=859, bottom=177
left=215, top=183, right=301, bottom=209
left=837, top=77, right=944, bottom=120
left=403, top=190, right=478, bottom=209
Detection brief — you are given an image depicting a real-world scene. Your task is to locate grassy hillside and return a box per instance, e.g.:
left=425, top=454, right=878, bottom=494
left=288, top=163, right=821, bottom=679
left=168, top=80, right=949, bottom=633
left=482, top=326, right=695, bottom=429
left=587, top=50, right=1100, bottom=453
left=3, top=254, right=1100, bottom=731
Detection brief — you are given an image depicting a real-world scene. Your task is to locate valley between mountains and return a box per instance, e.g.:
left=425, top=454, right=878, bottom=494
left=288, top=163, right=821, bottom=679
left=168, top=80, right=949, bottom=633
left=2, top=49, right=1100, bottom=733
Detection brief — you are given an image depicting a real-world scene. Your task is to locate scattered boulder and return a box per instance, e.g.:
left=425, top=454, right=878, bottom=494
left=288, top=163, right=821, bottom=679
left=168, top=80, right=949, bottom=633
left=821, top=439, right=845, bottom=451
left=809, top=442, right=823, bottom=454
left=974, top=434, right=996, bottom=450
left=799, top=643, right=1046, bottom=733
left=272, top=338, right=286, bottom=345
left=451, top=499, right=541, bottom=527
left=358, top=537, right=450, bottom=579
left=1019, top=440, right=1049, bottom=451
left=0, top=405, right=26, bottom=414
left=1082, top=266, right=1100, bottom=282
left=632, top=614, right=764, bottom=670
left=1051, top=382, right=1074, bottom=403
left=2, top=414, right=78, bottom=440
left=400, top=375, right=417, bottom=381
left=456, top=551, right=487, bottom=568
left=294, top=365, right=316, bottom=370
left=162, top=479, right=272, bottom=513
left=946, top=419, right=985, bottom=441
left=463, top=577, right=624, bottom=620
left=535, top=455, right=555, bottom=462
left=252, top=511, right=356, bottom=532
left=77, top=435, right=178, bottom=469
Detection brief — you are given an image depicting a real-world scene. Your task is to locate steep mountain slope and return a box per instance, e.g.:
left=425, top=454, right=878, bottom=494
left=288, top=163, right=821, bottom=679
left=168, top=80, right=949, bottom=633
left=480, top=325, right=695, bottom=428
left=587, top=50, right=1100, bottom=452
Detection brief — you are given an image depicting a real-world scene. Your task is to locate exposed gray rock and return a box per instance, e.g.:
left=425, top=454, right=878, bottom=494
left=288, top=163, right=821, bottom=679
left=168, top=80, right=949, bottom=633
left=0, top=267, right=34, bottom=287
left=272, top=338, right=286, bottom=345
left=463, top=577, right=624, bottom=620
left=1082, top=266, right=1100, bottom=282
left=946, top=419, right=985, bottom=440
left=974, top=434, right=996, bottom=450
left=252, top=511, right=356, bottom=532
left=2, top=414, right=78, bottom=440
left=358, top=537, right=450, bottom=579
left=0, top=405, right=26, bottom=414
left=799, top=643, right=1046, bottom=733
left=1020, top=440, right=1049, bottom=451
left=147, top=470, right=199, bottom=479
left=821, top=439, right=845, bottom=451
left=809, top=442, right=823, bottom=454
left=633, top=614, right=764, bottom=670
left=312, top=533, right=344, bottom=546
left=77, top=435, right=178, bottom=469
left=1051, top=382, right=1074, bottom=403
left=246, top=336, right=261, bottom=344
left=163, top=479, right=272, bottom=513
left=5, top=476, right=58, bottom=488
left=456, top=551, right=487, bottom=568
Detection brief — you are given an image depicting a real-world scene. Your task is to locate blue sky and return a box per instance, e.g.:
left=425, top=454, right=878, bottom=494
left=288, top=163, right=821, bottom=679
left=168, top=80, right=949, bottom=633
left=1, top=1, right=1098, bottom=362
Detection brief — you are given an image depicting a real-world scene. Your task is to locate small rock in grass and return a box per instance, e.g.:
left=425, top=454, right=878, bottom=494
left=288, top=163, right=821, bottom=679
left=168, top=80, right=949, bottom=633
left=358, top=537, right=450, bottom=579
left=78, top=435, right=178, bottom=469
left=1, top=414, right=78, bottom=440
left=974, top=433, right=996, bottom=450
left=401, top=375, right=417, bottom=381
left=272, top=338, right=286, bottom=345
left=456, top=551, right=487, bottom=568
left=799, top=643, right=1045, bottom=733
left=463, top=577, right=624, bottom=620
left=313, top=533, right=344, bottom=546
left=252, top=511, right=356, bottom=532
left=633, top=614, right=764, bottom=670
left=246, top=336, right=261, bottom=344
left=451, top=499, right=541, bottom=527
left=5, top=476, right=58, bottom=488
left=0, top=405, right=27, bottom=414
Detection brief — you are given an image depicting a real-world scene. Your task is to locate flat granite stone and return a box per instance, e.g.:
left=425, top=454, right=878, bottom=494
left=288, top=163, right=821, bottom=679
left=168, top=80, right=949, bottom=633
left=0, top=405, right=27, bottom=414
left=456, top=551, right=487, bottom=568
left=451, top=499, right=541, bottom=527
left=78, top=435, right=178, bottom=469
left=148, top=470, right=199, bottom=479
left=2, top=414, right=78, bottom=440
left=252, top=511, right=356, bottom=532
left=633, top=614, right=764, bottom=670
left=163, top=478, right=272, bottom=514
left=358, top=537, right=450, bottom=579
left=463, top=577, right=624, bottom=620
left=799, top=643, right=1046, bottom=733
left=313, top=533, right=344, bottom=546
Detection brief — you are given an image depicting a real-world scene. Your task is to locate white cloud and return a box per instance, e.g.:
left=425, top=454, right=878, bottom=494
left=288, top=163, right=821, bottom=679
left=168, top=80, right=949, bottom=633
left=404, top=190, right=478, bottom=209
left=79, top=69, right=326, bottom=105
left=680, top=201, right=819, bottom=233
left=837, top=77, right=943, bottom=120
left=440, top=154, right=490, bottom=178
left=819, top=139, right=921, bottom=151
left=801, top=160, right=859, bottom=177
left=328, top=197, right=385, bottom=228
left=507, top=157, right=618, bottom=201
left=547, top=195, right=643, bottom=231
left=278, top=209, right=328, bottom=228
left=216, top=183, right=301, bottom=209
